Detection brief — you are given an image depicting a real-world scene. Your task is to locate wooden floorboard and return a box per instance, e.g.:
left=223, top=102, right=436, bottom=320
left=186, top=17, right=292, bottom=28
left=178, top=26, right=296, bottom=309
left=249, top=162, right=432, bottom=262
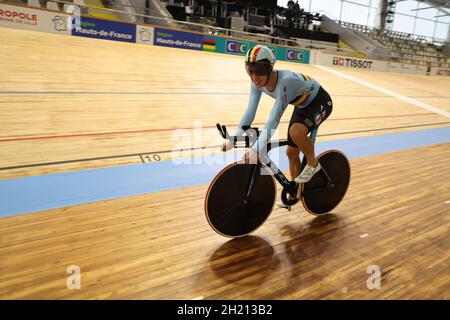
left=0, top=26, right=449, bottom=300
left=0, top=143, right=448, bottom=299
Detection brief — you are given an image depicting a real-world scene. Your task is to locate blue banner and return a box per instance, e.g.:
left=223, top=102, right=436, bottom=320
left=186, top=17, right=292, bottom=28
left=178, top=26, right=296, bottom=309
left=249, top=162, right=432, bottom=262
left=73, top=17, right=135, bottom=43
left=154, top=28, right=203, bottom=51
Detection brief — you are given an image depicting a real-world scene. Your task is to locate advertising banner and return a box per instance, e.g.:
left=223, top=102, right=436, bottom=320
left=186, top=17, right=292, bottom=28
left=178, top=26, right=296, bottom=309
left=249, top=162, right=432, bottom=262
left=332, top=56, right=374, bottom=69
left=154, top=28, right=203, bottom=50
left=430, top=67, right=450, bottom=76
left=208, top=36, right=227, bottom=54
left=284, top=48, right=310, bottom=64
left=136, top=25, right=154, bottom=45
left=225, top=39, right=249, bottom=55
left=414, top=65, right=427, bottom=75
left=220, top=41, right=310, bottom=64
left=73, top=16, right=135, bottom=43
left=315, top=52, right=387, bottom=71
left=203, top=35, right=217, bottom=52
left=386, top=62, right=401, bottom=73
left=387, top=62, right=427, bottom=75
left=0, top=3, right=71, bottom=35
left=399, top=63, right=413, bottom=73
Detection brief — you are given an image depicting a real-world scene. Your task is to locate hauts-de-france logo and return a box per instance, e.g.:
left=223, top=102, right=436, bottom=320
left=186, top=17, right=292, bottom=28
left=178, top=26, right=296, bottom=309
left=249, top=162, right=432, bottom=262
left=52, top=15, right=67, bottom=32
left=139, top=27, right=152, bottom=42
left=226, top=40, right=248, bottom=54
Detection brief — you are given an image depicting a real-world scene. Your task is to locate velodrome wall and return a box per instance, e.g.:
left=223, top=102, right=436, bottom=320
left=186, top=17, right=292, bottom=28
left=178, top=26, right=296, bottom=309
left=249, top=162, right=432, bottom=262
left=0, top=2, right=310, bottom=64
left=310, top=50, right=428, bottom=75
left=0, top=2, right=440, bottom=76
left=429, top=66, right=450, bottom=76
left=0, top=2, right=71, bottom=35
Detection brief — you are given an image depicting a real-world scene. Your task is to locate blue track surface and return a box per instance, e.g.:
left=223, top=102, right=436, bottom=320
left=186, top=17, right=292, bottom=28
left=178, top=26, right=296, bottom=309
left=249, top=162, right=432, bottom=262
left=0, top=127, right=449, bottom=218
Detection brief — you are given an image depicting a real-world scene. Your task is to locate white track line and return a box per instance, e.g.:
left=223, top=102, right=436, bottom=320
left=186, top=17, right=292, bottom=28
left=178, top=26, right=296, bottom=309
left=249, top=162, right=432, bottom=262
left=314, top=65, right=450, bottom=119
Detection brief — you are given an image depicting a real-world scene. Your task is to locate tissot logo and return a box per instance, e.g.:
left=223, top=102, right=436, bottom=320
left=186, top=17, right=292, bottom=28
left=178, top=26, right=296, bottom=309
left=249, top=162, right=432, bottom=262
left=333, top=57, right=373, bottom=69
left=226, top=40, right=247, bottom=54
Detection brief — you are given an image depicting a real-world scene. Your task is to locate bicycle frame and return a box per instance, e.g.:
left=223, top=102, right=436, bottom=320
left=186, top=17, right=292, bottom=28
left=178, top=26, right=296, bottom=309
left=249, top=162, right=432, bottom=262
left=216, top=124, right=332, bottom=204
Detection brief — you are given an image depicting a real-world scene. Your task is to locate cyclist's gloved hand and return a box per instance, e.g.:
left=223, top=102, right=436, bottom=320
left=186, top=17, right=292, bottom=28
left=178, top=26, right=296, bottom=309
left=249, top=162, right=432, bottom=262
left=244, top=149, right=259, bottom=164
left=221, top=140, right=234, bottom=152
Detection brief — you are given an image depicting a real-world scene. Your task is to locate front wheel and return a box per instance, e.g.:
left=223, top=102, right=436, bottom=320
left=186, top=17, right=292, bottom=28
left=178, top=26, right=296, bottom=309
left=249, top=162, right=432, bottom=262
left=205, top=162, right=276, bottom=237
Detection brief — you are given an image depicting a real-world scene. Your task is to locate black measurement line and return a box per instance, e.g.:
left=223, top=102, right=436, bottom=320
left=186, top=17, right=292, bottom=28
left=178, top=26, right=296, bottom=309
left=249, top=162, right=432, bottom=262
left=319, top=122, right=450, bottom=136
left=1, top=92, right=450, bottom=99
left=1, top=122, right=449, bottom=171
left=0, top=146, right=217, bottom=171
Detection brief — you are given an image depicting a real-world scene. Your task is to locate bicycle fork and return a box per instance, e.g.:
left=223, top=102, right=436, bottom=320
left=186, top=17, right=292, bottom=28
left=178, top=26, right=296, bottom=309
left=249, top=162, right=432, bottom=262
left=243, top=163, right=261, bottom=204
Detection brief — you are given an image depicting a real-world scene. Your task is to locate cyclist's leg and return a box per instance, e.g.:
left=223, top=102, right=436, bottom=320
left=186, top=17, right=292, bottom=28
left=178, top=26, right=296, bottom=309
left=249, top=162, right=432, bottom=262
left=278, top=114, right=303, bottom=208
left=286, top=146, right=301, bottom=181
left=291, top=86, right=333, bottom=163
left=289, top=123, right=317, bottom=166
left=291, top=87, right=333, bottom=183
left=287, top=103, right=317, bottom=167
left=286, top=111, right=302, bottom=181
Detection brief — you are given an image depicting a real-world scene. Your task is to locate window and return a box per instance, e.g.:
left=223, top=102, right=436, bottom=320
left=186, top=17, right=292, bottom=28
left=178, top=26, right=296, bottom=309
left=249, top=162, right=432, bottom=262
left=434, top=22, right=448, bottom=41
left=341, top=2, right=369, bottom=25
left=414, top=18, right=436, bottom=38
left=369, top=0, right=382, bottom=10
left=368, top=7, right=379, bottom=28
left=344, top=0, right=371, bottom=6
left=277, top=0, right=449, bottom=39
left=310, top=0, right=341, bottom=20
left=395, top=0, right=418, bottom=16
left=437, top=14, right=450, bottom=24
left=415, top=3, right=438, bottom=21
left=392, top=13, right=415, bottom=34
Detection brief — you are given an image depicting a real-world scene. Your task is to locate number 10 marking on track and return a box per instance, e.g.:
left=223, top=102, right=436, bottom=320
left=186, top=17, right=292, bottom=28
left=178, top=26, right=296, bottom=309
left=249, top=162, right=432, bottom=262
left=139, top=154, right=162, bottom=163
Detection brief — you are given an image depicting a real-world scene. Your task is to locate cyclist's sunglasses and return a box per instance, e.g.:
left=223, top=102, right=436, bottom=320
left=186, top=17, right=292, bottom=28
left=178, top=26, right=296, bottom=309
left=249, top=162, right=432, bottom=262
left=246, top=63, right=268, bottom=76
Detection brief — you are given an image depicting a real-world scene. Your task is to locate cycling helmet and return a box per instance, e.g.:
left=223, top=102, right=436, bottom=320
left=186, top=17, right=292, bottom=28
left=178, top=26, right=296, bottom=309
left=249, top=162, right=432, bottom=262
left=245, top=45, right=276, bottom=83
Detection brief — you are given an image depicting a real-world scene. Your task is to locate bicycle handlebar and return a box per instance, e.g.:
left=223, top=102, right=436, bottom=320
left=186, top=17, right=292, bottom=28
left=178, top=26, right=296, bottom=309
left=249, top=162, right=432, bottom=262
left=216, top=123, right=260, bottom=148
left=217, top=123, right=293, bottom=150
left=216, top=123, right=229, bottom=139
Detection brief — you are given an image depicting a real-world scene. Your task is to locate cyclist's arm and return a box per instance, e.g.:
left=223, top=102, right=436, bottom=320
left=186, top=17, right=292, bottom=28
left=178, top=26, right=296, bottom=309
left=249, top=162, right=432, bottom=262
left=252, top=97, right=287, bottom=154
left=233, top=84, right=262, bottom=137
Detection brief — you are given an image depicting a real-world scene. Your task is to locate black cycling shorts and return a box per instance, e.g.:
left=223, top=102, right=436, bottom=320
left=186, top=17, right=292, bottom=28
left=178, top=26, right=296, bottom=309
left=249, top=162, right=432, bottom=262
left=287, top=86, right=333, bottom=148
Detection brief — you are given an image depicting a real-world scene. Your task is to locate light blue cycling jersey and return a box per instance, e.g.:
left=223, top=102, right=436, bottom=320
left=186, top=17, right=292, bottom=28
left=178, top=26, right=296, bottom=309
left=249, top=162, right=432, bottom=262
left=234, top=69, right=321, bottom=153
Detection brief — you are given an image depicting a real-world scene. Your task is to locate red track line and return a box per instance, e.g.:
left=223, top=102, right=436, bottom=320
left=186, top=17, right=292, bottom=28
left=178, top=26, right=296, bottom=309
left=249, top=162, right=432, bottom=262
left=0, top=113, right=434, bottom=143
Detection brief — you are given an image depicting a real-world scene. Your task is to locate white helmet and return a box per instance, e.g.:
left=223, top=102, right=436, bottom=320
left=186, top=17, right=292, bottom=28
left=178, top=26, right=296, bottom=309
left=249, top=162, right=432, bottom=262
left=245, top=45, right=276, bottom=79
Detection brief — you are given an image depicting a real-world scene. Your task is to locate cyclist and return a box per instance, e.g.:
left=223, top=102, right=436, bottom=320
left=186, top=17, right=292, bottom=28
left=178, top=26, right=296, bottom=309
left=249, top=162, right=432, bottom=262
left=221, top=45, right=333, bottom=206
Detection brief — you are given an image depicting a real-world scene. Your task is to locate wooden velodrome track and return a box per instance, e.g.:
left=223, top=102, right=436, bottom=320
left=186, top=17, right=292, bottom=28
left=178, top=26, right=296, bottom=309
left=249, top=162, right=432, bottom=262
left=0, top=27, right=449, bottom=299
